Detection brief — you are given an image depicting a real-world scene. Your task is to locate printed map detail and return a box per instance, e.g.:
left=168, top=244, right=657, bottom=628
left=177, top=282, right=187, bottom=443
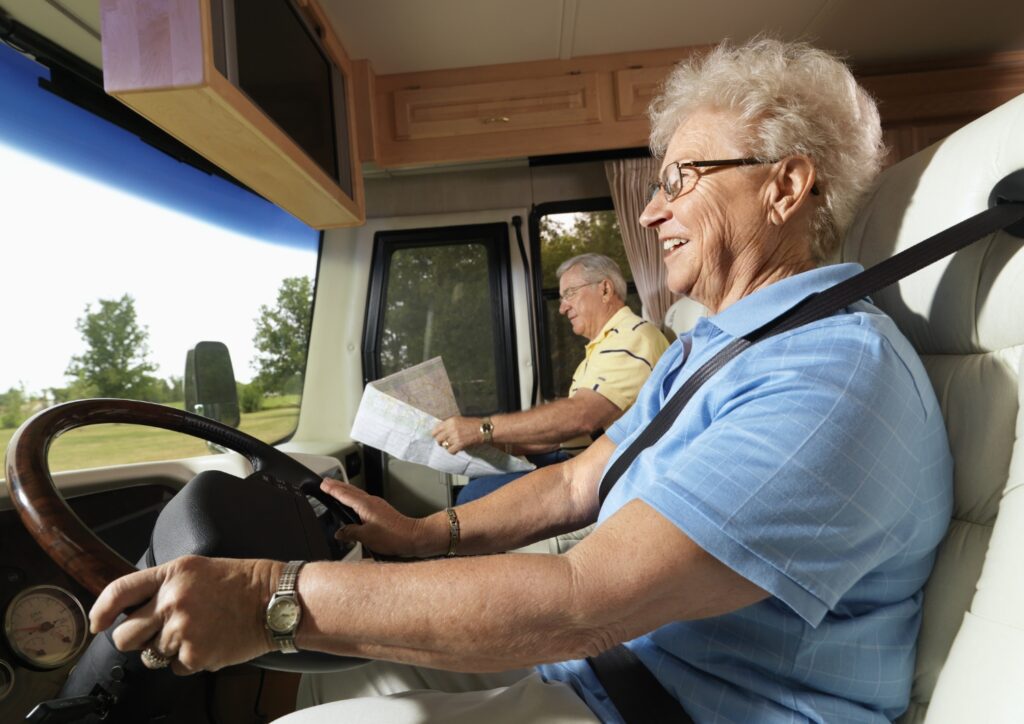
left=351, top=358, right=535, bottom=478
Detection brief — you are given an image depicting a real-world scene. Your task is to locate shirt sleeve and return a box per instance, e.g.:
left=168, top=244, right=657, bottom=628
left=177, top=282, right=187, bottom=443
left=616, top=324, right=945, bottom=626
left=573, top=325, right=669, bottom=411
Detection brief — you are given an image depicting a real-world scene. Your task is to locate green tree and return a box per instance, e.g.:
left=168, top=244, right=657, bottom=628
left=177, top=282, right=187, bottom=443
left=539, top=211, right=627, bottom=287
left=376, top=243, right=496, bottom=414
left=252, top=276, right=313, bottom=393
left=237, top=380, right=265, bottom=413
left=147, top=375, right=183, bottom=403
left=1, top=385, right=26, bottom=429
left=65, top=294, right=158, bottom=399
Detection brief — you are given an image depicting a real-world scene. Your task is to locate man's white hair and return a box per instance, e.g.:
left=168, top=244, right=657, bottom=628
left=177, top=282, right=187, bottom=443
left=557, top=253, right=628, bottom=302
left=648, top=38, right=885, bottom=261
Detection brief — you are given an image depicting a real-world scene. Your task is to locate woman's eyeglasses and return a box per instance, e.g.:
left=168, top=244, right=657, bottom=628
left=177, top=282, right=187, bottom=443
left=646, top=157, right=776, bottom=203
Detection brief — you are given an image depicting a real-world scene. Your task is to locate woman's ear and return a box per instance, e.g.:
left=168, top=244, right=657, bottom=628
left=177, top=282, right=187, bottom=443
left=766, top=155, right=817, bottom=226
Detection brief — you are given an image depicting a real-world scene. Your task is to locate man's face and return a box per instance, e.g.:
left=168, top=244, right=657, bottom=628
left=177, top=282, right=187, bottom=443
left=639, top=108, right=773, bottom=311
left=558, top=265, right=606, bottom=341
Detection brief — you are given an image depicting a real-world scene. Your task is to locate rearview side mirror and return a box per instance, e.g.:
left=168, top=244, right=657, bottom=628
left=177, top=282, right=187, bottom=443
left=184, top=341, right=240, bottom=428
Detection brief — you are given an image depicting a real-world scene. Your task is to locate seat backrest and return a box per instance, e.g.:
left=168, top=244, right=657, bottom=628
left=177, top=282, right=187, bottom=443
left=840, top=93, right=1024, bottom=723
left=663, top=295, right=707, bottom=336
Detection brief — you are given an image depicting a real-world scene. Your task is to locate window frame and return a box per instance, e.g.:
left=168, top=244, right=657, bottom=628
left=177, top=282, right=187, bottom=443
left=528, top=198, right=637, bottom=400
left=361, top=222, right=520, bottom=414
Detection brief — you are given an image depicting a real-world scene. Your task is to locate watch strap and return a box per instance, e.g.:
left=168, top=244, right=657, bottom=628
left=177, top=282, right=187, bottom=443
left=268, top=560, right=305, bottom=654
left=278, top=560, right=304, bottom=595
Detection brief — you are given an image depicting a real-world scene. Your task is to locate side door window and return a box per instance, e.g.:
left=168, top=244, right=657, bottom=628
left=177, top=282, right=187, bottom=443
left=363, top=223, right=518, bottom=415
left=530, top=200, right=640, bottom=400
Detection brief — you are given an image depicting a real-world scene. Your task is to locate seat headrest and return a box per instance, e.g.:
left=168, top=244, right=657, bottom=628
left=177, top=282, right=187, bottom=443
left=841, top=94, right=1024, bottom=355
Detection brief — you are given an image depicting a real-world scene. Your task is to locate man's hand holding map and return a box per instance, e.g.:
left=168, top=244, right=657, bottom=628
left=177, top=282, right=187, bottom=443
left=351, top=358, right=535, bottom=478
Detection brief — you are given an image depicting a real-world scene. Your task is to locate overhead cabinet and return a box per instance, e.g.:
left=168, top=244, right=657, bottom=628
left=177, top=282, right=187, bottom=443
left=99, top=0, right=365, bottom=229
left=368, top=48, right=692, bottom=168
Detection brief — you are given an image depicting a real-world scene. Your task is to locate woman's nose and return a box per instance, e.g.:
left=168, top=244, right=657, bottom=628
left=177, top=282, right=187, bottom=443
left=639, top=192, right=670, bottom=228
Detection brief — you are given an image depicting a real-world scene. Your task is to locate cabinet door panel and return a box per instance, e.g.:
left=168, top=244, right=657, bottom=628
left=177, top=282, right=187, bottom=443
left=393, top=74, right=602, bottom=141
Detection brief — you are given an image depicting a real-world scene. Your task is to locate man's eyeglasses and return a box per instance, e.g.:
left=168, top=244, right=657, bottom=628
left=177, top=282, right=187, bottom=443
left=646, top=157, right=777, bottom=203
left=559, top=281, right=600, bottom=302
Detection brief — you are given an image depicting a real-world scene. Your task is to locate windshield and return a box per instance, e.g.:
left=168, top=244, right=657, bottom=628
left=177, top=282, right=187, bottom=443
left=0, top=43, right=319, bottom=474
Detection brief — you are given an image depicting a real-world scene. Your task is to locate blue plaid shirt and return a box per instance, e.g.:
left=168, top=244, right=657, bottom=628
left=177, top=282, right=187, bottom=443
left=538, top=264, right=953, bottom=723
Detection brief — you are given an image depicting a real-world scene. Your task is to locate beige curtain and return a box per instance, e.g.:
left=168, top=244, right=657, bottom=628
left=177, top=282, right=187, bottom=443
left=605, top=157, right=679, bottom=326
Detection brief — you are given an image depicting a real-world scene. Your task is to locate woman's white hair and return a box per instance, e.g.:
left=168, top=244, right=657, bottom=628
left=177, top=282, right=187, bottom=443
left=648, top=38, right=885, bottom=261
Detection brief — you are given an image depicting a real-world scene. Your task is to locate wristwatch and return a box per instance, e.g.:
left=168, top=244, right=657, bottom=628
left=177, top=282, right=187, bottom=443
left=265, top=560, right=305, bottom=654
left=480, top=417, right=494, bottom=444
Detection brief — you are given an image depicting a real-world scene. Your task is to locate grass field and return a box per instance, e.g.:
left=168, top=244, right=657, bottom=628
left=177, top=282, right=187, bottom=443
left=0, top=398, right=300, bottom=474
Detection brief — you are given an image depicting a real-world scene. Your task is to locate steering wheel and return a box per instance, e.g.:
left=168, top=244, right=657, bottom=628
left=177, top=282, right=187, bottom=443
left=4, top=398, right=364, bottom=674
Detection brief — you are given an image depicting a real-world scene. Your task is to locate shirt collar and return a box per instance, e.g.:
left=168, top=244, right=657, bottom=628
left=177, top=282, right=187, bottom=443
left=705, top=263, right=865, bottom=339
left=586, top=306, right=634, bottom=349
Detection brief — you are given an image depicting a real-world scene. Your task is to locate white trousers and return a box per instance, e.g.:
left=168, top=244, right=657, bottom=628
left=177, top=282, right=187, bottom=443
left=273, top=661, right=601, bottom=723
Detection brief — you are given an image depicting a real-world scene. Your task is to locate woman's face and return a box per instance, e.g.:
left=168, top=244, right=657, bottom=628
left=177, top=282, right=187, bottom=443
left=639, top=108, right=776, bottom=312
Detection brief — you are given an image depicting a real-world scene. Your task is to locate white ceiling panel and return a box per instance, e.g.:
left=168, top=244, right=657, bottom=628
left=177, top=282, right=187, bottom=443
left=322, top=0, right=567, bottom=74
left=3, top=0, right=1023, bottom=78
left=570, top=0, right=830, bottom=58
left=806, top=0, right=1024, bottom=65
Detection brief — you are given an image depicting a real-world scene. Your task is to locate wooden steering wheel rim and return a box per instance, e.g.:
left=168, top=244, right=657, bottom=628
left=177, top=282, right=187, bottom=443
left=3, top=398, right=293, bottom=596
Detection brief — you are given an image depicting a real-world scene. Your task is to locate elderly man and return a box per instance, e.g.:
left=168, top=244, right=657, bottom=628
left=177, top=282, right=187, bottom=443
left=435, top=252, right=669, bottom=504
left=91, top=39, right=952, bottom=723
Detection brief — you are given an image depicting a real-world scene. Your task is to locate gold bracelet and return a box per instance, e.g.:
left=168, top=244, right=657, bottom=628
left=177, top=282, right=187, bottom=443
left=445, top=507, right=461, bottom=557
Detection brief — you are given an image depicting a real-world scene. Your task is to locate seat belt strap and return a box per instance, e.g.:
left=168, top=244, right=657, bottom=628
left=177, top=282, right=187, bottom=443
left=587, top=200, right=1024, bottom=724
left=588, top=644, right=694, bottom=724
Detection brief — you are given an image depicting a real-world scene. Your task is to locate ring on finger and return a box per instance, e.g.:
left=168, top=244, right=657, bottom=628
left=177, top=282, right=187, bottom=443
left=141, top=645, right=173, bottom=669
left=441, top=440, right=450, bottom=449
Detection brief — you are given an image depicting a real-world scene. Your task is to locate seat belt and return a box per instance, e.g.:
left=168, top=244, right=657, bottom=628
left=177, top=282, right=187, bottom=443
left=586, top=197, right=1024, bottom=724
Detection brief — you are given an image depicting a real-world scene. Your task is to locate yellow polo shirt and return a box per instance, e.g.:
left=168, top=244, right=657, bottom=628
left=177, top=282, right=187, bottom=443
left=562, top=306, right=670, bottom=450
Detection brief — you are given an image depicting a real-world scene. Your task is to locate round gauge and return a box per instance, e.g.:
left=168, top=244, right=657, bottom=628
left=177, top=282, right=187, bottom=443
left=0, top=659, right=13, bottom=701
left=4, top=586, right=88, bottom=670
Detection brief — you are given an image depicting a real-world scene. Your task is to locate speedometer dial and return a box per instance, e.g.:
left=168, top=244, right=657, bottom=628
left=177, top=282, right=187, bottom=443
left=4, top=586, right=88, bottom=669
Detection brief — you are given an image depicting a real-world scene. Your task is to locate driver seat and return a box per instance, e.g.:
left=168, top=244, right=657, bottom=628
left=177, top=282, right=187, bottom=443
left=839, top=92, right=1024, bottom=722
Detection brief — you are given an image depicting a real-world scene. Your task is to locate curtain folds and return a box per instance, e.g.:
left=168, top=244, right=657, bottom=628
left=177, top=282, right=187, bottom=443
left=604, top=157, right=679, bottom=326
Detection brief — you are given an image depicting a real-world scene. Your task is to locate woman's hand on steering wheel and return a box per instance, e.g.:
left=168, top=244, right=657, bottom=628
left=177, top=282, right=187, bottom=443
left=90, top=555, right=277, bottom=675
left=320, top=479, right=436, bottom=558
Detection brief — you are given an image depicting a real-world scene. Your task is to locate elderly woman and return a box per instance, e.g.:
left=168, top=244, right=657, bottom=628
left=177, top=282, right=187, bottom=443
left=91, top=39, right=952, bottom=723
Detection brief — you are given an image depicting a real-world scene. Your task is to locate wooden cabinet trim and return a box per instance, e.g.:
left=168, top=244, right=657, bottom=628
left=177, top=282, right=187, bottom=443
left=393, top=73, right=602, bottom=141
left=614, top=66, right=671, bottom=121
left=365, top=47, right=1024, bottom=169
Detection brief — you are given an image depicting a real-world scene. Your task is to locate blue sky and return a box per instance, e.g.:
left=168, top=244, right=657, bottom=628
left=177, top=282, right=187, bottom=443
left=0, top=42, right=321, bottom=395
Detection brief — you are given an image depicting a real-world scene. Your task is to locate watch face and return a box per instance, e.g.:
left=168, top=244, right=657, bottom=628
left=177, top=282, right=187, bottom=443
left=267, top=597, right=300, bottom=634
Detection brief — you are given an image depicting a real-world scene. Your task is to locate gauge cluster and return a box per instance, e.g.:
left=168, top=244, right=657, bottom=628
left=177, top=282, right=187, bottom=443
left=4, top=586, right=88, bottom=671
left=0, top=483, right=175, bottom=718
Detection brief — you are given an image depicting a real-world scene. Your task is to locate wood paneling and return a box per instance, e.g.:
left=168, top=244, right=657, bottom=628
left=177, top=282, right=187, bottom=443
left=614, top=65, right=671, bottom=121
left=100, top=0, right=206, bottom=91
left=99, top=0, right=364, bottom=228
left=352, top=59, right=378, bottom=163
left=362, top=46, right=1024, bottom=169
left=393, top=73, right=602, bottom=141
left=371, top=47, right=695, bottom=168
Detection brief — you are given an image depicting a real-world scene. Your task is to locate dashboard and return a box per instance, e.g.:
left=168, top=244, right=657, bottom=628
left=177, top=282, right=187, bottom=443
left=0, top=482, right=176, bottom=721
left=0, top=448, right=350, bottom=723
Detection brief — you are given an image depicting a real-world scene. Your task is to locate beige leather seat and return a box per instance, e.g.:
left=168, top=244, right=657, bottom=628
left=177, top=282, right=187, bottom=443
left=841, top=93, right=1024, bottom=723
left=662, top=295, right=707, bottom=336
